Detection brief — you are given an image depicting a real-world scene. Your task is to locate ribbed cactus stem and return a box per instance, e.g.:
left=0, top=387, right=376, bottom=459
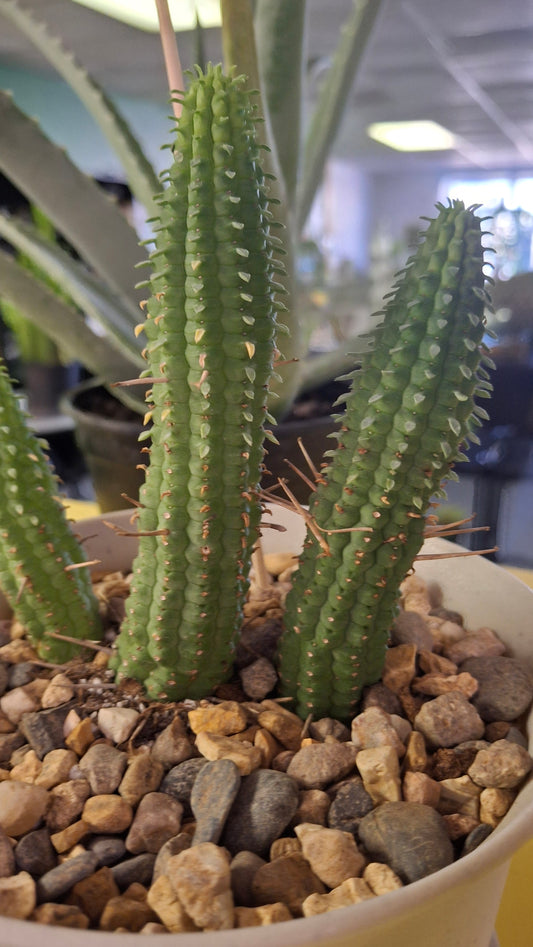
left=111, top=65, right=282, bottom=700
left=0, top=360, right=101, bottom=660
left=279, top=201, right=493, bottom=720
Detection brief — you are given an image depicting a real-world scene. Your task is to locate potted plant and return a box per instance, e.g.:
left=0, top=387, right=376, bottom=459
left=0, top=18, right=531, bottom=941
left=0, top=0, right=384, bottom=506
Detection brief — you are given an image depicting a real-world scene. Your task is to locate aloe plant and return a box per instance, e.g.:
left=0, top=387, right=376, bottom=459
left=0, top=0, right=383, bottom=416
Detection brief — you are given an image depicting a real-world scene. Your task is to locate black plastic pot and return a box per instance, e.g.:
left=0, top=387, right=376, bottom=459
left=61, top=379, right=146, bottom=512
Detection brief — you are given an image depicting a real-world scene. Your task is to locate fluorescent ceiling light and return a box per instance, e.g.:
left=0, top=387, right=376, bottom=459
left=367, top=120, right=456, bottom=152
left=71, top=0, right=222, bottom=32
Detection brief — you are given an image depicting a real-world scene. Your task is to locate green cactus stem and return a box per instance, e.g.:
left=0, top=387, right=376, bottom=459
left=110, top=65, right=282, bottom=700
left=279, top=200, right=493, bottom=720
left=0, top=360, right=101, bottom=660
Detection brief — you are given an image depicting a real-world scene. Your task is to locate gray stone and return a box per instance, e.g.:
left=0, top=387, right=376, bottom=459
left=414, top=692, right=485, bottom=748
left=36, top=852, right=99, bottom=903
left=327, top=777, right=374, bottom=835
left=462, top=823, right=493, bottom=856
left=78, top=742, right=128, bottom=794
left=461, top=655, right=533, bottom=722
left=87, top=835, right=127, bottom=867
left=287, top=742, right=357, bottom=789
left=160, top=757, right=207, bottom=815
left=111, top=852, right=156, bottom=890
left=358, top=801, right=454, bottom=884
left=391, top=610, right=434, bottom=650
left=14, top=828, right=57, bottom=877
left=7, top=663, right=35, bottom=688
left=18, top=705, right=73, bottom=758
left=191, top=759, right=241, bottom=846
left=221, top=768, right=299, bottom=856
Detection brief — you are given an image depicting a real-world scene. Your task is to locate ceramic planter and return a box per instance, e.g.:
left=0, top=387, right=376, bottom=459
left=0, top=506, right=531, bottom=947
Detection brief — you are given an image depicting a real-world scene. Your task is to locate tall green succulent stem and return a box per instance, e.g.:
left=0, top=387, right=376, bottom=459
left=279, top=201, right=493, bottom=720
left=111, top=65, right=281, bottom=700
left=0, top=361, right=101, bottom=660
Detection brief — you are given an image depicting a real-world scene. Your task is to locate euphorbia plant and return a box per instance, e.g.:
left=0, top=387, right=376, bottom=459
left=0, top=49, right=493, bottom=720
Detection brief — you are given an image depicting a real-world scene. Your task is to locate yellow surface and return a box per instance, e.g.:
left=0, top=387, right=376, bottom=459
left=65, top=502, right=532, bottom=944
left=495, top=565, right=533, bottom=947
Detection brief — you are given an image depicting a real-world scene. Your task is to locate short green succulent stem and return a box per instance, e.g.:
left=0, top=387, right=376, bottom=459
left=0, top=360, right=101, bottom=660
left=278, top=200, right=493, bottom=720
left=110, top=65, right=283, bottom=700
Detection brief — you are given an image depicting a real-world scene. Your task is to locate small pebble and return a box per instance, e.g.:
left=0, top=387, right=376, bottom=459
left=414, top=692, right=485, bottom=748
left=160, top=758, right=207, bottom=815
left=18, top=705, right=73, bottom=758
left=125, top=792, right=183, bottom=854
left=151, top=716, right=195, bottom=768
left=468, top=739, right=532, bottom=789
left=239, top=658, right=278, bottom=700
left=87, top=836, right=127, bottom=868
left=188, top=701, right=248, bottom=736
left=251, top=852, right=325, bottom=916
left=190, top=759, right=241, bottom=845
left=230, top=851, right=266, bottom=907
left=221, top=769, right=299, bottom=856
left=287, top=742, right=357, bottom=789
left=46, top=779, right=92, bottom=832
left=68, top=865, right=120, bottom=925
left=461, top=656, right=533, bottom=722
left=165, top=842, right=234, bottom=930
left=327, top=777, right=374, bottom=834
left=14, top=828, right=57, bottom=877
left=0, top=871, right=36, bottom=919
left=111, top=853, right=156, bottom=890
left=36, top=852, right=99, bottom=903
left=195, top=731, right=262, bottom=775
left=0, top=780, right=49, bottom=836
left=82, top=794, right=133, bottom=834
left=294, top=823, right=366, bottom=887
left=358, top=801, right=454, bottom=884
left=302, top=876, right=374, bottom=916
left=40, top=674, right=76, bottom=709
left=31, top=902, right=89, bottom=928
left=97, top=707, right=140, bottom=745
left=118, top=751, right=165, bottom=807
left=78, top=743, right=128, bottom=794
left=0, top=825, right=15, bottom=877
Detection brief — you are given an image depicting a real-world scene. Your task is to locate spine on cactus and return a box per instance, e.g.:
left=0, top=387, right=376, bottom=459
left=111, top=65, right=282, bottom=700
left=279, top=200, right=493, bottom=720
left=0, top=360, right=101, bottom=660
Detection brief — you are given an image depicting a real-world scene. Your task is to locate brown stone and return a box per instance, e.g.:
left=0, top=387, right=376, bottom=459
left=252, top=853, right=326, bottom=917
left=68, top=866, right=120, bottom=924
left=31, top=902, right=89, bottom=928
left=82, top=794, right=133, bottom=834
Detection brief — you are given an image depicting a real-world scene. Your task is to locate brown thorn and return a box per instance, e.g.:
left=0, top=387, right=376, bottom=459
left=120, top=493, right=144, bottom=509
left=283, top=458, right=317, bottom=494
left=44, top=631, right=112, bottom=653
left=415, top=547, right=498, bottom=561
left=111, top=377, right=168, bottom=387
left=102, top=520, right=169, bottom=538
left=297, top=437, right=325, bottom=484
left=64, top=560, right=101, bottom=571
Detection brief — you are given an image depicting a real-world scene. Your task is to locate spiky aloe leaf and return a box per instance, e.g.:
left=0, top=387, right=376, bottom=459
left=0, top=360, right=101, bottom=660
left=0, top=91, right=146, bottom=312
left=279, top=201, right=492, bottom=720
left=0, top=0, right=160, bottom=215
left=111, top=65, right=281, bottom=700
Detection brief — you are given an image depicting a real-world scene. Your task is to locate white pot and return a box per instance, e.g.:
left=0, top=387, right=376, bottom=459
left=0, top=506, right=531, bottom=947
